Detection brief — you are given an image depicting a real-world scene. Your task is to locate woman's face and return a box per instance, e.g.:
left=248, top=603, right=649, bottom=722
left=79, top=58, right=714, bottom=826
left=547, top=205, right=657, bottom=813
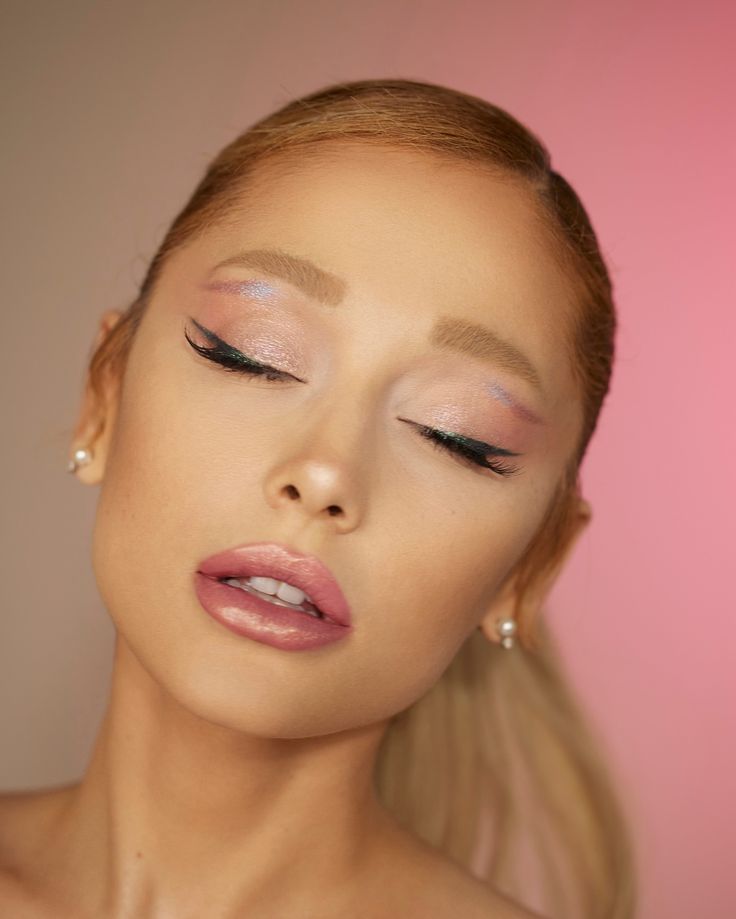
left=88, top=144, right=583, bottom=737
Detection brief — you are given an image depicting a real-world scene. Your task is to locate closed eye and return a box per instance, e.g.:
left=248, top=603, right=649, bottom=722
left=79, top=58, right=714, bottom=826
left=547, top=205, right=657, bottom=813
left=400, top=420, right=522, bottom=476
left=184, top=319, right=523, bottom=477
left=184, top=318, right=302, bottom=382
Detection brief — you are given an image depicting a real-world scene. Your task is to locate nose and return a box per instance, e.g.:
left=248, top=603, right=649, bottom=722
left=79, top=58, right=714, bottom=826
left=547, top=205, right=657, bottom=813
left=263, top=455, right=362, bottom=534
left=262, top=378, right=379, bottom=535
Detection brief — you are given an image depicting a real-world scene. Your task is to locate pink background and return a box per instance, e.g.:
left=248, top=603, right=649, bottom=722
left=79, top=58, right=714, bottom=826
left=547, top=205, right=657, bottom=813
left=1, top=2, right=734, bottom=917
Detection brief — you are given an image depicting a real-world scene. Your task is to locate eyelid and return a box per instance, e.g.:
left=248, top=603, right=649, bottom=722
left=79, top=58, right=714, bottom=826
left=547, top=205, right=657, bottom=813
left=185, top=320, right=523, bottom=475
left=400, top=418, right=518, bottom=456
left=399, top=418, right=523, bottom=476
left=432, top=428, right=519, bottom=457
left=188, top=317, right=246, bottom=357
left=185, top=318, right=303, bottom=381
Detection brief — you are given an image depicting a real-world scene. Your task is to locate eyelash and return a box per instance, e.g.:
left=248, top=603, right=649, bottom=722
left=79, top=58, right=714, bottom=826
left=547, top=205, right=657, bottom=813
left=412, top=425, right=521, bottom=476
left=185, top=321, right=293, bottom=382
left=184, top=321, right=522, bottom=477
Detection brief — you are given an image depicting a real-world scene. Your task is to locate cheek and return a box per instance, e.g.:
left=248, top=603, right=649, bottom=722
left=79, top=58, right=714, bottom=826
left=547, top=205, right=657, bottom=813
left=339, top=496, right=545, bottom=715
left=90, top=340, right=225, bottom=646
left=97, top=323, right=266, bottom=554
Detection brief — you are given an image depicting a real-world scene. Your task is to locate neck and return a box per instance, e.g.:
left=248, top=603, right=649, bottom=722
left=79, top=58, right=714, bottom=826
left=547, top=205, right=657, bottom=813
left=49, top=635, right=399, bottom=917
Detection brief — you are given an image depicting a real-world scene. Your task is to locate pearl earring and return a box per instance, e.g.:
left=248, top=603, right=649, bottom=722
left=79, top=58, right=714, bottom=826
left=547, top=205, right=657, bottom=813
left=496, top=617, right=517, bottom=650
left=67, top=446, right=93, bottom=474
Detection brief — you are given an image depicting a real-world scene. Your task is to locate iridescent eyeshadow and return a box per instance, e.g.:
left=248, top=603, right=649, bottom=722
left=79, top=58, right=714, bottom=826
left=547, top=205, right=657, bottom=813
left=203, top=279, right=280, bottom=302
left=486, top=380, right=543, bottom=425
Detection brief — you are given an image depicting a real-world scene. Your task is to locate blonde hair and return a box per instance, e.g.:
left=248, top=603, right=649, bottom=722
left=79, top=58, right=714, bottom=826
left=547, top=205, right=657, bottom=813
left=79, top=79, right=637, bottom=917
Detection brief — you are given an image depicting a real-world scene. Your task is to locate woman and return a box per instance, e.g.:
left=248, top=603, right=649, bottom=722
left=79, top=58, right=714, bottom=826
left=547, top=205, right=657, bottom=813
left=0, top=79, right=636, bottom=917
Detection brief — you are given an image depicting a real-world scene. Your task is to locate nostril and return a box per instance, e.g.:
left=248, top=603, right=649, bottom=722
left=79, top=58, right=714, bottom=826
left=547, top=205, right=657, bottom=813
left=284, top=484, right=299, bottom=499
left=327, top=505, right=342, bottom=516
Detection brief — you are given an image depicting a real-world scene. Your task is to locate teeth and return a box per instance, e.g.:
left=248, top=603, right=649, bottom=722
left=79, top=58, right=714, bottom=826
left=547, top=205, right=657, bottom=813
left=241, top=576, right=311, bottom=606
left=275, top=581, right=307, bottom=605
left=247, top=576, right=280, bottom=596
left=222, top=576, right=321, bottom=618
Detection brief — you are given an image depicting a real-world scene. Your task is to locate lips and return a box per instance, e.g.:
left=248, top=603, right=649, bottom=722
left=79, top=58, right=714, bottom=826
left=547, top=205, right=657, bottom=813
left=196, top=542, right=352, bottom=628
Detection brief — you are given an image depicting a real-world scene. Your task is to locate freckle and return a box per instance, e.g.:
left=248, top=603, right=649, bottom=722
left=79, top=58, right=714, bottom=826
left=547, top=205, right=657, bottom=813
left=136, top=851, right=142, bottom=859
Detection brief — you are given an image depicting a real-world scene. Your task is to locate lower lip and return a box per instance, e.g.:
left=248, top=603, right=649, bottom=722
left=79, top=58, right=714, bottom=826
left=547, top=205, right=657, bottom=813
left=193, top=573, right=352, bottom=651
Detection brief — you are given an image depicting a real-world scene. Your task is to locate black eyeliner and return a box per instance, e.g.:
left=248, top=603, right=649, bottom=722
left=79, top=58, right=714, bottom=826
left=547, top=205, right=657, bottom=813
left=185, top=320, right=523, bottom=476
left=429, top=428, right=521, bottom=458
left=402, top=421, right=523, bottom=476
left=185, top=318, right=261, bottom=369
left=183, top=317, right=295, bottom=381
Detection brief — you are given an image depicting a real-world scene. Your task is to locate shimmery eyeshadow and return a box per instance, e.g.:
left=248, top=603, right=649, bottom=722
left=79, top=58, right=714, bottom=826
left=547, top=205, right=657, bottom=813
left=486, top=380, right=544, bottom=425
left=202, top=276, right=544, bottom=426
left=204, top=279, right=280, bottom=302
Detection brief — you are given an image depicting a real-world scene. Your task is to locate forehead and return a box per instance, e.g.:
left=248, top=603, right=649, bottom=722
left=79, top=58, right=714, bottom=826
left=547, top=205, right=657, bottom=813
left=229, top=144, right=564, bottom=290
left=181, top=143, right=581, bottom=411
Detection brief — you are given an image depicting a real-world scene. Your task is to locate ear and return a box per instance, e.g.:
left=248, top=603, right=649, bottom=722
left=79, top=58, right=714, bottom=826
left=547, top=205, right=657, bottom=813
left=68, top=309, right=125, bottom=486
left=478, top=496, right=592, bottom=645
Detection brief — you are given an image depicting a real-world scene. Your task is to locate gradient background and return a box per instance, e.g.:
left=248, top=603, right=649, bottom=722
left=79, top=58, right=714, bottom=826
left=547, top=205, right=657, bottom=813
left=1, top=2, right=734, bottom=917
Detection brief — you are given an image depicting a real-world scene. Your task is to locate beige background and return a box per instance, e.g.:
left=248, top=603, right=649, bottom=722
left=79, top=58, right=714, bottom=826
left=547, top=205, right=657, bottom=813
left=2, top=3, right=734, bottom=917
left=1, top=0, right=445, bottom=786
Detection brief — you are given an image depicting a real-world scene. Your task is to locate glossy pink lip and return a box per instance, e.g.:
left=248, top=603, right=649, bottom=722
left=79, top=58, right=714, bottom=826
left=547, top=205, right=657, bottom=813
left=194, top=574, right=350, bottom=651
left=196, top=541, right=352, bottom=627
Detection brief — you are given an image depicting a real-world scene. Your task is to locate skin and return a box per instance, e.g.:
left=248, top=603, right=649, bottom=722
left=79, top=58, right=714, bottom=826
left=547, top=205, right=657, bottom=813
left=0, top=144, right=590, bottom=918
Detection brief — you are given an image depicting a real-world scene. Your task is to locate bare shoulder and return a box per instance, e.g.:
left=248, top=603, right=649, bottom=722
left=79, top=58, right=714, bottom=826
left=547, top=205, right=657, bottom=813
left=455, top=882, right=547, bottom=919
left=0, top=785, right=73, bottom=858
left=0, top=786, right=76, bottom=919
left=367, top=825, right=547, bottom=919
left=413, top=852, right=546, bottom=919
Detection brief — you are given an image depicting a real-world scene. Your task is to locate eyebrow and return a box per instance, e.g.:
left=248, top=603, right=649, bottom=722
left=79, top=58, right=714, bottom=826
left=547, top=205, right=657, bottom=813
left=208, top=247, right=544, bottom=397
left=209, top=249, right=346, bottom=307
left=430, top=315, right=544, bottom=396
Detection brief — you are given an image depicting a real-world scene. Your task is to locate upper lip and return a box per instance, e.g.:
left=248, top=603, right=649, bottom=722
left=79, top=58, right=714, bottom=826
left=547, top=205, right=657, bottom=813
left=196, top=541, right=352, bottom=627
